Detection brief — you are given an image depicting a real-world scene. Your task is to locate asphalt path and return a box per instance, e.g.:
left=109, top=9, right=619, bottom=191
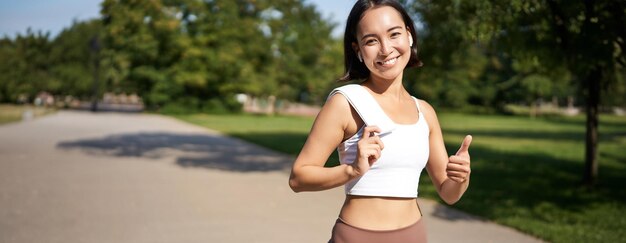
left=0, top=111, right=544, bottom=243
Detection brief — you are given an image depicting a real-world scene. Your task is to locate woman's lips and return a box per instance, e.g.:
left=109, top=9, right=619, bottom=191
left=376, top=56, right=398, bottom=68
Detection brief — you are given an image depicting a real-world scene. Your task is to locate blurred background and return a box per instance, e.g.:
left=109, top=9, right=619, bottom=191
left=0, top=0, right=624, bottom=114
left=0, top=0, right=624, bottom=242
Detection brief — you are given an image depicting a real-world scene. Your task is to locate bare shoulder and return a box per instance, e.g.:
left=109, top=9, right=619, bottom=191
left=417, top=99, right=441, bottom=130
left=313, top=92, right=353, bottom=132
left=324, top=92, right=352, bottom=112
left=417, top=99, right=437, bottom=118
left=320, top=92, right=352, bottom=120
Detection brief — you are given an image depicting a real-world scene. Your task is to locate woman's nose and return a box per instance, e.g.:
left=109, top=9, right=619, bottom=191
left=379, top=39, right=393, bottom=56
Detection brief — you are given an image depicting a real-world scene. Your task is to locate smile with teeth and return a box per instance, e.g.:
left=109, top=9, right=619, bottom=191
left=377, top=57, right=398, bottom=66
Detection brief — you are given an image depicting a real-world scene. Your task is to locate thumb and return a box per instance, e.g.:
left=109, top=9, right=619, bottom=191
left=455, top=135, right=473, bottom=156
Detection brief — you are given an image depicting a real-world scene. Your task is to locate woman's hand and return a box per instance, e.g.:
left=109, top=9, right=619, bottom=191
left=351, top=126, right=385, bottom=177
left=446, top=135, right=472, bottom=183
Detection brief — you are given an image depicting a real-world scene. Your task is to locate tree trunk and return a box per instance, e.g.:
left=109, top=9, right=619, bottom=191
left=90, top=35, right=101, bottom=112
left=583, top=67, right=601, bottom=186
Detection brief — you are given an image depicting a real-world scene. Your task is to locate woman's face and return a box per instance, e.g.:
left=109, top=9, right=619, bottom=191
left=354, top=6, right=412, bottom=82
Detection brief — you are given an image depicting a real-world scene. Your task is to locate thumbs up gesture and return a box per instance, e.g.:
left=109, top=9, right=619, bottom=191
left=447, top=135, right=472, bottom=183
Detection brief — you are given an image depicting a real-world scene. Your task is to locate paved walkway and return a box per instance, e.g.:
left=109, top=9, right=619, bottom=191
left=0, top=111, right=544, bottom=243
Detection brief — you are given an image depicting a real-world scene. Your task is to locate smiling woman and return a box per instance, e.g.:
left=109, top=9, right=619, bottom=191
left=288, top=0, right=473, bottom=242
left=339, top=1, right=422, bottom=83
left=350, top=5, right=420, bottom=81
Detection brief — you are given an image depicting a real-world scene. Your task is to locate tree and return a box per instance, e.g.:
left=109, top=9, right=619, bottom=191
left=409, top=0, right=626, bottom=185
left=100, top=0, right=340, bottom=112
left=506, top=54, right=571, bottom=117
left=49, top=19, right=105, bottom=99
left=262, top=0, right=339, bottom=103
left=0, top=0, right=341, bottom=111
left=101, top=0, right=185, bottom=109
left=0, top=29, right=53, bottom=103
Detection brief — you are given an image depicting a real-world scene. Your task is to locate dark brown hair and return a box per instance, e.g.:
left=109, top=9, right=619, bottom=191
left=339, top=0, right=423, bottom=82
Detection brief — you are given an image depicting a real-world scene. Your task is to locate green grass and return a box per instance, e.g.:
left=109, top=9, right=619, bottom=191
left=0, top=105, right=56, bottom=125
left=171, top=113, right=341, bottom=164
left=432, top=113, right=626, bottom=243
left=174, top=112, right=626, bottom=243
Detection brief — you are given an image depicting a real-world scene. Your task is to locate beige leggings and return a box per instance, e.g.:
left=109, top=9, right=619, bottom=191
left=328, top=217, right=427, bottom=243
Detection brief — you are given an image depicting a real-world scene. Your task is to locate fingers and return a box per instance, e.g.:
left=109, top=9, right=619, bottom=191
left=448, top=175, right=467, bottom=183
left=359, top=138, right=384, bottom=163
left=360, top=126, right=385, bottom=150
left=363, top=143, right=382, bottom=163
left=362, top=126, right=382, bottom=139
left=444, top=135, right=473, bottom=184
left=448, top=155, right=470, bottom=165
left=358, top=126, right=385, bottom=164
left=371, top=134, right=385, bottom=150
left=447, top=155, right=470, bottom=183
left=446, top=167, right=469, bottom=176
left=455, top=135, right=473, bottom=156
left=446, top=163, right=470, bottom=175
left=447, top=173, right=468, bottom=183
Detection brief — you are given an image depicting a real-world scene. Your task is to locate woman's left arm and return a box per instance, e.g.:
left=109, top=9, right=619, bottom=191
left=419, top=100, right=472, bottom=205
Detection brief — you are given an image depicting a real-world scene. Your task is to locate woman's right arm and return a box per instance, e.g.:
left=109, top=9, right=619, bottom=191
left=289, top=93, right=384, bottom=192
left=288, top=94, right=356, bottom=192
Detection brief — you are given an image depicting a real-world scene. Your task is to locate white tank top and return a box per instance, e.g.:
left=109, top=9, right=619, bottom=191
left=329, top=84, right=430, bottom=198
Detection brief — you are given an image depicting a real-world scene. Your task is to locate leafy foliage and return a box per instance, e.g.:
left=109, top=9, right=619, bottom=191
left=404, top=0, right=625, bottom=111
left=0, top=0, right=623, bottom=113
left=0, top=0, right=341, bottom=112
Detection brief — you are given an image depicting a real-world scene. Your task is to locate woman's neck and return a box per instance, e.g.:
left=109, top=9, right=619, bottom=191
left=363, top=73, right=406, bottom=100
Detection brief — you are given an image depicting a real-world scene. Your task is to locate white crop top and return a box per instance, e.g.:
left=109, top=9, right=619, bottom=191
left=329, top=84, right=430, bottom=198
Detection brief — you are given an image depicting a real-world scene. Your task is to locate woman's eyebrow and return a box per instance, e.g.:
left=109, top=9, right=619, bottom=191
left=360, top=26, right=404, bottom=41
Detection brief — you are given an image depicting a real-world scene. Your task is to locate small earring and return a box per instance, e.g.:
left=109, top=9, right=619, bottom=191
left=357, top=53, right=363, bottom=62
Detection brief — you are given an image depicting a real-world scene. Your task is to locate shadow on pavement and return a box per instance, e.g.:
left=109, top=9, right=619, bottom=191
left=431, top=203, right=484, bottom=222
left=57, top=132, right=293, bottom=172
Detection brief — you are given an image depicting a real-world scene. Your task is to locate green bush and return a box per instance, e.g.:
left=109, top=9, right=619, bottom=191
left=202, top=97, right=242, bottom=114
left=160, top=96, right=242, bottom=115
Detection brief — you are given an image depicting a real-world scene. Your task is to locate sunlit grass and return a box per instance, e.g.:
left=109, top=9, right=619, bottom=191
left=0, top=104, right=56, bottom=125
left=174, top=112, right=626, bottom=243
left=429, top=113, right=626, bottom=243
left=176, top=113, right=319, bottom=160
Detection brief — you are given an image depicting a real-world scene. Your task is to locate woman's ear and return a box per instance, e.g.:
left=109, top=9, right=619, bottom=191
left=352, top=42, right=359, bottom=53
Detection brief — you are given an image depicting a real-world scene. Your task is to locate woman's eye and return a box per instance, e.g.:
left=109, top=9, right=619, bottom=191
left=365, top=39, right=377, bottom=45
left=391, top=32, right=401, bottom=38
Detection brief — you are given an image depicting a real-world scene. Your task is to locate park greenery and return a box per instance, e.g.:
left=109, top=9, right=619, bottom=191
left=405, top=0, right=626, bottom=185
left=175, top=112, right=626, bottom=243
left=2, top=0, right=622, bottom=183
left=0, top=0, right=343, bottom=113
left=1, top=0, right=623, bottom=112
left=1, top=109, right=621, bottom=243
left=0, top=0, right=624, bottom=241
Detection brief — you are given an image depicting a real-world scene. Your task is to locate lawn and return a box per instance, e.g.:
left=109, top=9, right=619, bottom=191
left=0, top=105, right=55, bottom=125
left=174, top=112, right=626, bottom=243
